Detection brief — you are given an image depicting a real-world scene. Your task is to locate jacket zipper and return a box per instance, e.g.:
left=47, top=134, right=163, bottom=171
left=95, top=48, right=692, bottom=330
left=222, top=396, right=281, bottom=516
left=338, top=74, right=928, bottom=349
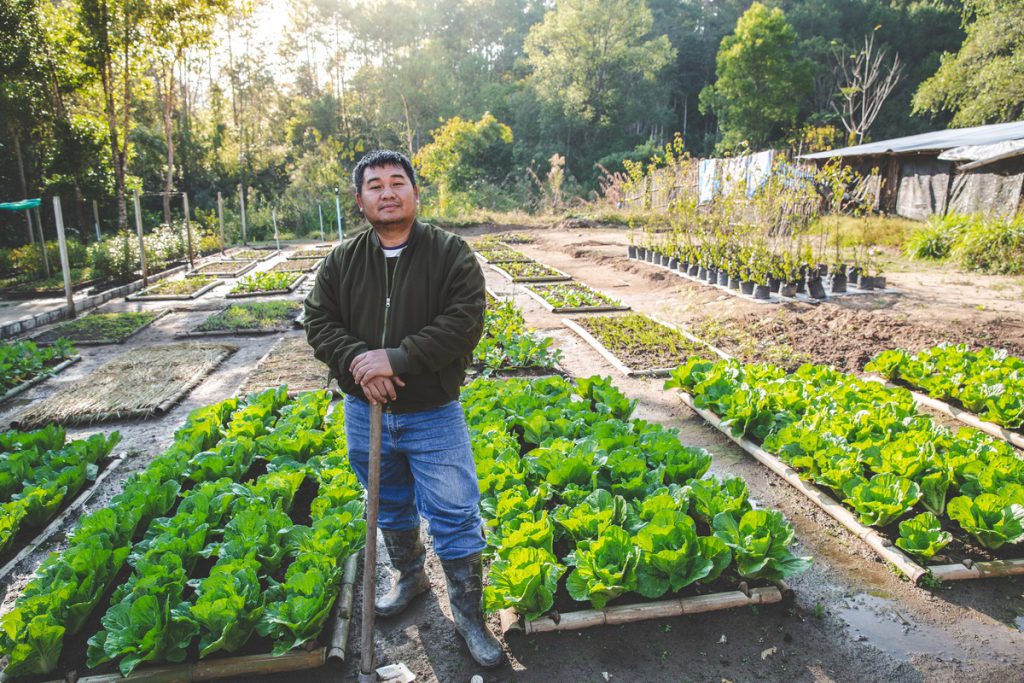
left=381, top=249, right=402, bottom=347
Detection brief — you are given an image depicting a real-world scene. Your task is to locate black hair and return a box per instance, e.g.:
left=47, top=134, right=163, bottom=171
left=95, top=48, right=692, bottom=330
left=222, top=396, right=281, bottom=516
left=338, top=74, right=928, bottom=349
left=352, top=150, right=417, bottom=194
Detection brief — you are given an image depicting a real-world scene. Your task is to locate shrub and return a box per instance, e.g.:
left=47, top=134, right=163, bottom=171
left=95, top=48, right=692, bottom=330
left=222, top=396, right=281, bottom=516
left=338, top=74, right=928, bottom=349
left=904, top=216, right=959, bottom=260
left=949, top=213, right=1024, bottom=275
left=88, top=232, right=139, bottom=281
left=10, top=240, right=88, bottom=278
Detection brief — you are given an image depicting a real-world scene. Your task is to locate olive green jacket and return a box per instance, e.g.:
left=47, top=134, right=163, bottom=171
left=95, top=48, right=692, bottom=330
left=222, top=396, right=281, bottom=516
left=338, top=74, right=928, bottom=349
left=303, top=220, right=485, bottom=412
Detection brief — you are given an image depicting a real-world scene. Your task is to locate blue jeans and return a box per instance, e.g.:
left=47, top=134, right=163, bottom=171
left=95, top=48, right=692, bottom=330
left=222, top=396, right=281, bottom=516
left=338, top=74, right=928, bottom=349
left=343, top=395, right=485, bottom=561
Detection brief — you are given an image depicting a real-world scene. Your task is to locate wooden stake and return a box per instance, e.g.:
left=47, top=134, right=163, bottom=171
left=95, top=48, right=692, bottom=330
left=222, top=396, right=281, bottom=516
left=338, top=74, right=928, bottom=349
left=359, top=403, right=383, bottom=680
left=93, top=199, right=101, bottom=241
left=217, top=191, right=225, bottom=254
left=239, top=185, right=248, bottom=246
left=51, top=196, right=76, bottom=318
left=183, top=192, right=194, bottom=268
left=133, top=189, right=149, bottom=285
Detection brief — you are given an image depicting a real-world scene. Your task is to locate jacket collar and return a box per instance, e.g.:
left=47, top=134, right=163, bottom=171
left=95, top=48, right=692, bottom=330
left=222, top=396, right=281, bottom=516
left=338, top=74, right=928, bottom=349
left=369, top=219, right=423, bottom=253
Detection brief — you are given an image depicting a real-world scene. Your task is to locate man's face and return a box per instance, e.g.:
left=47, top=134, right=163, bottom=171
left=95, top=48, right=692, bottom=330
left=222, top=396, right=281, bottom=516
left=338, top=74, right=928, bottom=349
left=356, top=163, right=419, bottom=228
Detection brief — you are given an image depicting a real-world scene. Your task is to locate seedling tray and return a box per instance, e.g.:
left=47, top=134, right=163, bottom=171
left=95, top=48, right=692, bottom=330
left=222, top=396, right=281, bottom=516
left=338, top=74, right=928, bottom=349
left=523, top=283, right=630, bottom=314
left=863, top=375, right=1024, bottom=452
left=490, top=263, right=571, bottom=283
left=674, top=390, right=1024, bottom=583
left=187, top=260, right=257, bottom=278
left=226, top=274, right=307, bottom=298
left=127, top=278, right=222, bottom=301
left=0, top=355, right=82, bottom=404
left=0, top=453, right=127, bottom=582
left=499, top=582, right=788, bottom=635
left=12, top=551, right=359, bottom=683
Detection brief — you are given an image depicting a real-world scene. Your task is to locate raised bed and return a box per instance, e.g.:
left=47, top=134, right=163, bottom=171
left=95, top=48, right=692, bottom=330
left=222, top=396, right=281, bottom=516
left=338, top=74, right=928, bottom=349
left=187, top=260, right=257, bottom=278
left=127, top=276, right=222, bottom=301
left=490, top=261, right=571, bottom=283
left=31, top=310, right=170, bottom=346
left=238, top=336, right=334, bottom=397
left=0, top=354, right=81, bottom=404
left=269, top=258, right=322, bottom=273
left=474, top=247, right=531, bottom=264
left=226, top=272, right=306, bottom=298
left=673, top=389, right=1024, bottom=583
left=183, top=301, right=303, bottom=337
left=287, top=246, right=335, bottom=260
left=224, top=248, right=279, bottom=262
left=523, top=282, right=629, bottom=313
left=562, top=314, right=720, bottom=377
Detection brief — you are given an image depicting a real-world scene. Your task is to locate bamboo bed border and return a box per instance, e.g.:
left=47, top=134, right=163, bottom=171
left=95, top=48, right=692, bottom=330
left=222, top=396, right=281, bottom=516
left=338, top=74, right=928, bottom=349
left=521, top=284, right=630, bottom=314
left=863, top=375, right=1024, bottom=452
left=674, top=390, right=1024, bottom=583
left=0, top=355, right=82, bottom=404
left=224, top=249, right=280, bottom=262
left=186, top=261, right=257, bottom=279
left=0, top=453, right=127, bottom=582
left=474, top=251, right=531, bottom=265
left=499, top=582, right=790, bottom=635
left=286, top=248, right=334, bottom=261
left=225, top=274, right=307, bottom=299
left=489, top=263, right=572, bottom=283
left=127, top=278, right=223, bottom=301
left=268, top=259, right=323, bottom=274
left=33, top=309, right=171, bottom=347
left=18, top=551, right=360, bottom=683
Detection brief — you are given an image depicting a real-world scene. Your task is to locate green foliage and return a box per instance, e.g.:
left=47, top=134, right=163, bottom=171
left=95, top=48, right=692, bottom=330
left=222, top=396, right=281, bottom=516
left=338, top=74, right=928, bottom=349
left=913, top=0, right=1024, bottom=125
left=414, top=113, right=513, bottom=214
left=0, top=339, right=77, bottom=393
left=483, top=547, right=565, bottom=621
left=895, top=512, right=952, bottom=559
left=948, top=213, right=1024, bottom=275
left=196, top=301, right=301, bottom=332
left=229, top=271, right=300, bottom=294
left=528, top=282, right=623, bottom=309
left=712, top=509, right=811, bottom=582
left=699, top=3, right=814, bottom=151
left=34, top=312, right=159, bottom=344
left=905, top=216, right=958, bottom=260
left=947, top=494, right=1024, bottom=550
left=473, top=298, right=562, bottom=375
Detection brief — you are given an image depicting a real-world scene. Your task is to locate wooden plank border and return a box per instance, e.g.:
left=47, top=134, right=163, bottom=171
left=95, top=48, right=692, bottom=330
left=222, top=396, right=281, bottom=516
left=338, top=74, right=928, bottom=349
left=522, top=284, right=630, bottom=314
left=225, top=274, right=307, bottom=299
left=489, top=263, right=572, bottom=283
left=127, top=278, right=223, bottom=301
left=32, top=309, right=171, bottom=347
left=561, top=318, right=675, bottom=378
left=187, top=261, right=257, bottom=279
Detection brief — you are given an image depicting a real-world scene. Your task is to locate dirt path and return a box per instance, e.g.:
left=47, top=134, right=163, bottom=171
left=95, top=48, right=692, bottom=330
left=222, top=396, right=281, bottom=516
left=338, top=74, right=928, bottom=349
left=2, top=231, right=1023, bottom=683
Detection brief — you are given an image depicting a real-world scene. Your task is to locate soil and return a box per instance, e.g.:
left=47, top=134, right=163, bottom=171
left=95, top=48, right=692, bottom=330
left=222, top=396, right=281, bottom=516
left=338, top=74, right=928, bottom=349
left=2, top=232, right=1024, bottom=683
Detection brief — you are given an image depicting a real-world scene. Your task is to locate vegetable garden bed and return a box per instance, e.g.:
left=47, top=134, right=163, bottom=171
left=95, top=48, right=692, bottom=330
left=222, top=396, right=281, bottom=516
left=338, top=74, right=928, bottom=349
left=474, top=247, right=532, bottom=264
left=523, top=282, right=629, bottom=313
left=666, top=358, right=1024, bottom=583
left=227, top=272, right=306, bottom=298
left=462, top=375, right=806, bottom=633
left=563, top=314, right=720, bottom=377
left=490, top=261, right=571, bottom=283
left=184, top=301, right=303, bottom=337
left=0, top=341, right=80, bottom=404
left=0, top=388, right=364, bottom=680
left=268, top=258, right=322, bottom=274
left=127, top=276, right=221, bottom=301
left=31, top=311, right=169, bottom=346
left=224, top=248, right=279, bottom=262
left=238, top=336, right=332, bottom=397
left=287, top=246, right=335, bottom=260
left=11, top=342, right=236, bottom=429
left=187, top=261, right=257, bottom=278
left=865, top=345, right=1024, bottom=451
left=472, top=299, right=563, bottom=378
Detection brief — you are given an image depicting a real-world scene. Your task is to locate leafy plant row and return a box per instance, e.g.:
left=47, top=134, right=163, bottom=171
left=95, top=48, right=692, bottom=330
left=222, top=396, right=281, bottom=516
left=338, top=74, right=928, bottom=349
left=0, top=387, right=365, bottom=678
left=666, top=358, right=1024, bottom=560
left=476, top=247, right=531, bottom=263
left=0, top=339, right=77, bottom=394
left=140, top=275, right=217, bottom=296
left=528, top=283, right=623, bottom=309
left=473, top=298, right=562, bottom=376
left=230, top=271, right=301, bottom=294
left=496, top=260, right=564, bottom=279
left=461, top=375, right=810, bottom=621
left=576, top=313, right=712, bottom=371
left=0, top=426, right=121, bottom=557
left=867, top=344, right=1024, bottom=430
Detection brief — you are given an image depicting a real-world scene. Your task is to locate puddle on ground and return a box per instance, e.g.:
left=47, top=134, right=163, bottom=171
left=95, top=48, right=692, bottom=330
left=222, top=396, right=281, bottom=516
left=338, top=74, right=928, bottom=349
left=1015, top=615, right=1024, bottom=632
left=837, top=593, right=956, bottom=660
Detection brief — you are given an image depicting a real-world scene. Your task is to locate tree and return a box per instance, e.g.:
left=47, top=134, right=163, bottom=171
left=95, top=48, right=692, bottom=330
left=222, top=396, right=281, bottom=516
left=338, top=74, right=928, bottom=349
left=699, top=2, right=813, bottom=152
left=913, top=0, right=1024, bottom=126
left=413, top=112, right=513, bottom=211
left=523, top=0, right=674, bottom=144
left=832, top=32, right=904, bottom=145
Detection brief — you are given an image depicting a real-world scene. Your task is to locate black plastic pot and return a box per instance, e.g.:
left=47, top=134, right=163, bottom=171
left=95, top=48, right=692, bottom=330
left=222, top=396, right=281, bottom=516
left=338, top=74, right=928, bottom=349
left=847, top=266, right=861, bottom=287
left=646, top=250, right=656, bottom=263
left=817, top=263, right=829, bottom=277
left=768, top=277, right=781, bottom=293
left=728, top=275, right=741, bottom=290
left=740, top=280, right=755, bottom=296
left=678, top=260, right=689, bottom=273
left=830, top=272, right=848, bottom=294
left=807, top=275, right=827, bottom=299
left=707, top=267, right=719, bottom=283
left=718, top=270, right=729, bottom=286
left=876, top=276, right=887, bottom=289
left=859, top=275, right=876, bottom=290
left=780, top=282, right=798, bottom=297
left=688, top=264, right=700, bottom=277
left=753, top=284, right=771, bottom=300
left=628, top=245, right=638, bottom=259
left=698, top=266, right=708, bottom=280
left=796, top=277, right=807, bottom=294
left=668, top=257, right=679, bottom=269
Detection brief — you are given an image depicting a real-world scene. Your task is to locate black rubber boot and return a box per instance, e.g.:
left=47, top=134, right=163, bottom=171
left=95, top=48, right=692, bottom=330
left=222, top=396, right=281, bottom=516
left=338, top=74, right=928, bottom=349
left=441, top=554, right=505, bottom=668
left=376, top=528, right=430, bottom=617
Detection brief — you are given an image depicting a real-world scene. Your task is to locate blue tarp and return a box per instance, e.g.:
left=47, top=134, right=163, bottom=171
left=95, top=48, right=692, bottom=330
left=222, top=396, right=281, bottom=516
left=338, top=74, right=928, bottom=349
left=0, top=199, right=41, bottom=211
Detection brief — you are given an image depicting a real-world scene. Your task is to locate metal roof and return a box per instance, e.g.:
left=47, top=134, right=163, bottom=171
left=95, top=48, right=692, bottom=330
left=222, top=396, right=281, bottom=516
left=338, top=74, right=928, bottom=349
left=799, top=120, right=1024, bottom=160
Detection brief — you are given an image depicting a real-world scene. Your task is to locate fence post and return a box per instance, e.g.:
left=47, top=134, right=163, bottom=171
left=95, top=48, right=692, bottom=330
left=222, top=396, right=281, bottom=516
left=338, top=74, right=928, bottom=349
left=133, top=189, right=149, bottom=285
left=272, top=207, right=280, bottom=252
left=239, top=185, right=248, bottom=246
left=51, top=196, right=76, bottom=318
left=318, top=201, right=324, bottom=242
left=92, top=200, right=101, bottom=241
left=217, top=191, right=225, bottom=254
left=183, top=192, right=195, bottom=267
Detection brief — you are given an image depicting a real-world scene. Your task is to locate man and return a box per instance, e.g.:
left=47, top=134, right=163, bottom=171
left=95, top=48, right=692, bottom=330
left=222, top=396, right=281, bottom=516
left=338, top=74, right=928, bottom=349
left=303, top=150, right=503, bottom=668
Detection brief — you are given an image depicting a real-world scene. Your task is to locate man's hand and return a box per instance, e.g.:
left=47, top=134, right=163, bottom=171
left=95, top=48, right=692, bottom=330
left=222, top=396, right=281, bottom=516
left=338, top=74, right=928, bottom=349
left=361, top=375, right=405, bottom=404
left=350, top=349, right=395, bottom=384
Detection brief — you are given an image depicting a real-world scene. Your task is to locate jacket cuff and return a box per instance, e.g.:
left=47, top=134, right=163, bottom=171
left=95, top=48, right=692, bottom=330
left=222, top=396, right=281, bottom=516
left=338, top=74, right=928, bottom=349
left=386, top=347, right=411, bottom=375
